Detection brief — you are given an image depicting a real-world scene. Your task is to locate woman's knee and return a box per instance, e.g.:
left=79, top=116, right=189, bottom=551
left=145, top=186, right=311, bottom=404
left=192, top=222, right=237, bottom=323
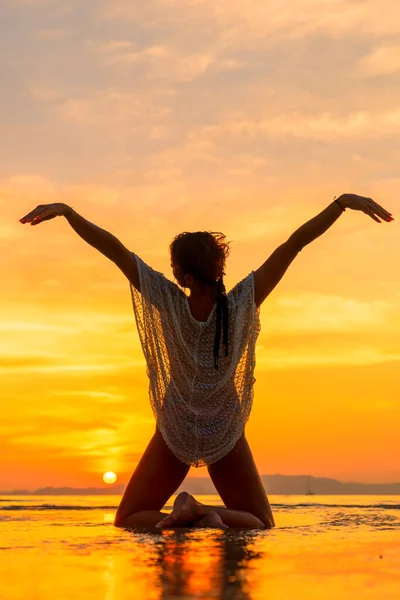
left=114, top=508, right=131, bottom=528
left=113, top=513, right=126, bottom=528
left=250, top=507, right=275, bottom=529
left=261, top=513, right=275, bottom=529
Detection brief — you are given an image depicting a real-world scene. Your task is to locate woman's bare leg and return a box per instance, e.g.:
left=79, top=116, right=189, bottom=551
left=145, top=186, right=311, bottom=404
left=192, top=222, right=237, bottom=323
left=114, top=426, right=190, bottom=529
left=156, top=432, right=274, bottom=530
left=114, top=426, right=250, bottom=530
left=208, top=431, right=275, bottom=528
left=114, top=426, right=273, bottom=531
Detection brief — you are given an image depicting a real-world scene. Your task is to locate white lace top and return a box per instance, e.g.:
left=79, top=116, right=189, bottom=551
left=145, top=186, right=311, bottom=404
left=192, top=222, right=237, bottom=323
left=129, top=252, right=261, bottom=467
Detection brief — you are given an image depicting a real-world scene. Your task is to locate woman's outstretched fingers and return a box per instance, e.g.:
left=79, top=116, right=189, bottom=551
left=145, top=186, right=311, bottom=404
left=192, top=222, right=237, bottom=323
left=19, top=205, right=46, bottom=223
left=30, top=212, right=48, bottom=225
left=367, top=198, right=393, bottom=221
left=20, top=203, right=68, bottom=225
left=368, top=198, right=393, bottom=219
left=367, top=208, right=381, bottom=223
left=342, top=195, right=393, bottom=222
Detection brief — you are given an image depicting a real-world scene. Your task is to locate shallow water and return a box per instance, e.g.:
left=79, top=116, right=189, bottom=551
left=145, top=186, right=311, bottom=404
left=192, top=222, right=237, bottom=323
left=1, top=495, right=399, bottom=599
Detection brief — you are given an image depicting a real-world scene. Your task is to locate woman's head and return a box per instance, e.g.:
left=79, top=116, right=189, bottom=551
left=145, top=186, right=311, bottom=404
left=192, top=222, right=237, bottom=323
left=170, top=231, right=232, bottom=370
left=169, top=231, right=231, bottom=291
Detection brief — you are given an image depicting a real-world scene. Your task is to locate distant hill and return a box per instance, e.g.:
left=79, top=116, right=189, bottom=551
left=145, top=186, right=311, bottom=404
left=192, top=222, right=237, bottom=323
left=2, top=475, right=400, bottom=495
left=178, top=475, right=400, bottom=496
left=259, top=475, right=400, bottom=495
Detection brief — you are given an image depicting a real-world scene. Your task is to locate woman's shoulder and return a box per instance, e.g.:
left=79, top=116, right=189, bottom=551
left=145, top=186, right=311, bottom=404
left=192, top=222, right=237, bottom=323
left=130, top=252, right=185, bottom=309
left=227, top=271, right=254, bottom=299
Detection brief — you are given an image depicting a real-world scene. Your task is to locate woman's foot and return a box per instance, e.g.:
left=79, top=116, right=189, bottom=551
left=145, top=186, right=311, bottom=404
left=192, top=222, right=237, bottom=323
left=155, top=492, right=200, bottom=528
left=193, top=510, right=229, bottom=530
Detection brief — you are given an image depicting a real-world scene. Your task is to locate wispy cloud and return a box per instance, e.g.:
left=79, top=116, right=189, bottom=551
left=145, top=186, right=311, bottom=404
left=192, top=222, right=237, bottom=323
left=357, top=43, right=400, bottom=76
left=195, top=109, right=400, bottom=142
left=266, top=292, right=390, bottom=334
left=0, top=175, right=55, bottom=203
left=59, top=89, right=173, bottom=126
left=0, top=360, right=144, bottom=376
left=102, top=45, right=215, bottom=82
left=34, top=27, right=69, bottom=40
left=99, top=1, right=400, bottom=40
left=96, top=40, right=134, bottom=53
left=255, top=344, right=400, bottom=370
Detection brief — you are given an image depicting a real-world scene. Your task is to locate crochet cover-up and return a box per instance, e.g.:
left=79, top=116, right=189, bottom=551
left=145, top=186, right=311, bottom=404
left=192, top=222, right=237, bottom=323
left=129, top=252, right=261, bottom=467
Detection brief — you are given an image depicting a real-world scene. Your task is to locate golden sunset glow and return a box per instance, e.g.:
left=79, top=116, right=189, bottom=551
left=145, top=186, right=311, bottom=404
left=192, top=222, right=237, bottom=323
left=2, top=0, right=399, bottom=493
left=103, top=472, right=117, bottom=484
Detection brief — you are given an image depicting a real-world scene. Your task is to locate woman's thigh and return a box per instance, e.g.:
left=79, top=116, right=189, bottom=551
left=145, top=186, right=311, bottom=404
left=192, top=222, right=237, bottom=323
left=115, top=426, right=190, bottom=523
left=207, top=432, right=275, bottom=527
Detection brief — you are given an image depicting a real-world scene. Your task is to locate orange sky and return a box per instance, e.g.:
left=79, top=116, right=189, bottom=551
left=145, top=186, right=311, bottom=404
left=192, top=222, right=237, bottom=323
left=2, top=0, right=400, bottom=490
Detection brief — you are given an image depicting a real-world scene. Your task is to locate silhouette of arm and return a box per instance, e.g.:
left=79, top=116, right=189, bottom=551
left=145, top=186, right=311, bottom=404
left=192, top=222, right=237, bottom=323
left=253, top=198, right=345, bottom=307
left=63, top=207, right=140, bottom=291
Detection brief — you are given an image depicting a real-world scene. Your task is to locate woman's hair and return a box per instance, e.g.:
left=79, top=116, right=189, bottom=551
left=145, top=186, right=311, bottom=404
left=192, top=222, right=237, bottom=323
left=169, top=231, right=232, bottom=370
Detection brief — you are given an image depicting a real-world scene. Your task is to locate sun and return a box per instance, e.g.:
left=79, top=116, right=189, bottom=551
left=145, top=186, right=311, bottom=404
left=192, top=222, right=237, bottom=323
left=103, top=471, right=117, bottom=484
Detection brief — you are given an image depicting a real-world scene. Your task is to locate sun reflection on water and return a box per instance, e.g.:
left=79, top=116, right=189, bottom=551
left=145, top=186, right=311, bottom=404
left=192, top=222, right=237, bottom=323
left=1, top=495, right=399, bottom=599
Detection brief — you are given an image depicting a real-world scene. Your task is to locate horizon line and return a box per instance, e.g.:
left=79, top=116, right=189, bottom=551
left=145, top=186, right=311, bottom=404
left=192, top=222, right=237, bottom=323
left=2, top=473, right=400, bottom=494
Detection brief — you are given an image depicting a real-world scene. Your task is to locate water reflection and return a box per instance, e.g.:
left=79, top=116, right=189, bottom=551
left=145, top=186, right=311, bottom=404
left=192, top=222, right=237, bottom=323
left=145, top=530, right=263, bottom=599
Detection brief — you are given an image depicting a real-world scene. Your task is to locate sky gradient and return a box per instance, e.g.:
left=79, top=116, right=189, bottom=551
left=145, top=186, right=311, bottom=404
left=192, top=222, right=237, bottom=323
left=2, top=0, right=399, bottom=490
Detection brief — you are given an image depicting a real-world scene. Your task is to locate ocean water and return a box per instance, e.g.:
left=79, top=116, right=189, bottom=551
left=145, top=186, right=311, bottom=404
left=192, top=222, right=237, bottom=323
left=1, top=494, right=399, bottom=599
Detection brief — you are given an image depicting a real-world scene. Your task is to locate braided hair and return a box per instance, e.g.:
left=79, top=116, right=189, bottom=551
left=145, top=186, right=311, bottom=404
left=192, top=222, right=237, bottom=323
left=169, top=231, right=232, bottom=370
left=214, top=276, right=229, bottom=370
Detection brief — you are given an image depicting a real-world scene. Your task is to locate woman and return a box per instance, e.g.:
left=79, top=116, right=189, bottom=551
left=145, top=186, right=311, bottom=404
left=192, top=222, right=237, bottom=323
left=19, top=194, right=394, bottom=530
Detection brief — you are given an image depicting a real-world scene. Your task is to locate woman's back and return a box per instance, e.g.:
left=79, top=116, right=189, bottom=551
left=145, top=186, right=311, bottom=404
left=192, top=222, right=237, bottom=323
left=129, top=252, right=261, bottom=468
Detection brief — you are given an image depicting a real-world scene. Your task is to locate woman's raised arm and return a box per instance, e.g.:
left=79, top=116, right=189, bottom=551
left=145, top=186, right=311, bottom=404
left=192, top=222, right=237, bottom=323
left=20, top=203, right=122, bottom=262
left=253, top=194, right=393, bottom=308
left=19, top=202, right=140, bottom=290
left=20, top=203, right=144, bottom=292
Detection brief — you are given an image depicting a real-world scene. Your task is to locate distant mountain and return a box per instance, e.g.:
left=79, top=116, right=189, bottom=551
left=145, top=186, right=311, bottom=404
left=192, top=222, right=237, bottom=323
left=2, top=475, right=400, bottom=495
left=177, top=475, right=400, bottom=496
left=259, top=475, right=400, bottom=496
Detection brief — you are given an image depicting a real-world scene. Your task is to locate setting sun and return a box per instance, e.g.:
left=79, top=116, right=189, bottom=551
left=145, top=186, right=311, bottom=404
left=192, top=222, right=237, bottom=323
left=102, top=471, right=117, bottom=484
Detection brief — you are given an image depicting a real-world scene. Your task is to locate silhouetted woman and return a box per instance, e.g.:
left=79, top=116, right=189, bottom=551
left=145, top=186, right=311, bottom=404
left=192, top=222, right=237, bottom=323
left=19, top=193, right=393, bottom=529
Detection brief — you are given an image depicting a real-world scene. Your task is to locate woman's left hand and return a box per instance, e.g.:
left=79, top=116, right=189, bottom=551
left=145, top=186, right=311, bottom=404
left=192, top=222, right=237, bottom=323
left=339, top=194, right=394, bottom=223
left=19, top=202, right=69, bottom=225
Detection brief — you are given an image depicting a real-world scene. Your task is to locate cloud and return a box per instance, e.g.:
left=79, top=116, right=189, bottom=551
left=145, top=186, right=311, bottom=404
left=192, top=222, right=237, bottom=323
left=255, top=344, right=400, bottom=370
left=99, top=0, right=400, bottom=40
left=223, top=204, right=288, bottom=242
left=195, top=108, right=400, bottom=142
left=0, top=303, right=146, bottom=377
left=7, top=0, right=398, bottom=194
left=264, top=292, right=390, bottom=334
left=0, top=321, right=74, bottom=334
left=42, top=278, right=62, bottom=287
left=53, top=389, right=126, bottom=401
left=103, top=45, right=169, bottom=65
left=34, top=28, right=69, bottom=40
left=0, top=359, right=144, bottom=376
left=96, top=40, right=134, bottom=53
left=100, top=44, right=215, bottom=83
left=59, top=88, right=172, bottom=126
left=357, top=43, right=400, bottom=76
left=30, top=87, right=64, bottom=101
left=0, top=175, right=55, bottom=202
left=215, top=59, right=245, bottom=71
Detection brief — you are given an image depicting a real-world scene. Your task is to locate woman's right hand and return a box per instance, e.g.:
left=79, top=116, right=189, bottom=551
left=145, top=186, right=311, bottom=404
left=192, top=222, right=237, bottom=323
left=339, top=194, right=394, bottom=223
left=19, top=203, right=71, bottom=226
